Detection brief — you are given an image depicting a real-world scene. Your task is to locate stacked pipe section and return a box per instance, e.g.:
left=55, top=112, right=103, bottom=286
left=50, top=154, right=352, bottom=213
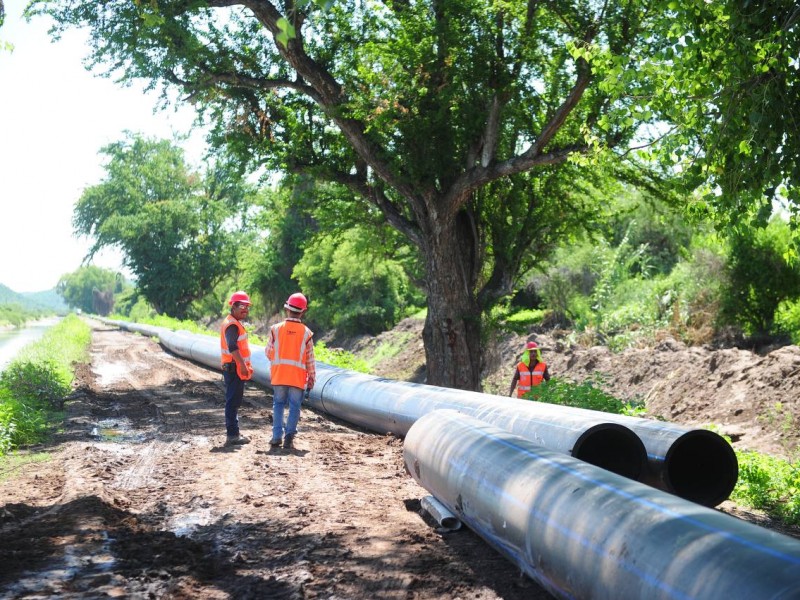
left=99, top=318, right=737, bottom=506
left=311, top=369, right=646, bottom=481
left=310, top=368, right=735, bottom=507
left=404, top=409, right=800, bottom=599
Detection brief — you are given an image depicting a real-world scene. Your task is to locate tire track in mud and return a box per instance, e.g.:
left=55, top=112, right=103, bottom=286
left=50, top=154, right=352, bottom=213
left=1, top=324, right=552, bottom=600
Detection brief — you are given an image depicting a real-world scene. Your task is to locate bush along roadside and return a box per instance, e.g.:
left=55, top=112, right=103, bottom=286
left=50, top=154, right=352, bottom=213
left=527, top=377, right=800, bottom=528
left=0, top=314, right=91, bottom=456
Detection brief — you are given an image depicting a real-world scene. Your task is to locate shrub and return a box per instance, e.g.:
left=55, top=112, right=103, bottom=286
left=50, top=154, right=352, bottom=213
left=0, top=315, right=89, bottom=454
left=719, top=219, right=800, bottom=337
left=732, top=451, right=800, bottom=526
left=774, top=298, right=800, bottom=344
left=294, top=228, right=423, bottom=335
left=523, top=373, right=645, bottom=416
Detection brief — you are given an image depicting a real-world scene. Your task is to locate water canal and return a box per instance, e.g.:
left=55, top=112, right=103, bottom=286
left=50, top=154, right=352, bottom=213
left=0, top=318, right=61, bottom=371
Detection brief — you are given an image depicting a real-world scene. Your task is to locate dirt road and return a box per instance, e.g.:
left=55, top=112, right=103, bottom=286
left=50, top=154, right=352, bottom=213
left=0, top=323, right=548, bottom=599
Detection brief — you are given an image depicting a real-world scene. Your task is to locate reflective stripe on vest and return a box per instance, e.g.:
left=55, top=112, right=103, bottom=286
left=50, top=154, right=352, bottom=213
left=269, top=320, right=313, bottom=388
left=516, top=361, right=546, bottom=397
left=219, top=315, right=251, bottom=367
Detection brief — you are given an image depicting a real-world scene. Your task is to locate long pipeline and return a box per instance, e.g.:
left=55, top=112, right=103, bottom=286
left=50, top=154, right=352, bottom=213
left=102, top=319, right=645, bottom=481
left=404, top=409, right=800, bottom=600
left=101, top=319, right=736, bottom=505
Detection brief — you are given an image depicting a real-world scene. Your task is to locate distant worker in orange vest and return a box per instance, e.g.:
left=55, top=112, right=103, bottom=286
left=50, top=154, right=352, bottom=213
left=220, top=291, right=254, bottom=446
left=509, top=341, right=550, bottom=398
left=265, top=292, right=316, bottom=450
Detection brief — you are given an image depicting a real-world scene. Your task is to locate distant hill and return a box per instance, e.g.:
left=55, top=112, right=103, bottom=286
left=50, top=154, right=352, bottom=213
left=0, top=283, right=28, bottom=306
left=23, top=289, right=69, bottom=313
left=0, top=283, right=69, bottom=313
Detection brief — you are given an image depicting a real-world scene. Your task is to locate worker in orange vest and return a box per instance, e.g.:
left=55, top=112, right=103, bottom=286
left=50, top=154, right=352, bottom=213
left=220, top=291, right=254, bottom=446
left=509, top=341, right=550, bottom=398
left=265, top=292, right=316, bottom=450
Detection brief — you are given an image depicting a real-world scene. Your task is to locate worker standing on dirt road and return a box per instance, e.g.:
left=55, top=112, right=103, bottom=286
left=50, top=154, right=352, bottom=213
left=266, top=292, right=316, bottom=450
left=509, top=341, right=550, bottom=398
left=220, top=291, right=254, bottom=447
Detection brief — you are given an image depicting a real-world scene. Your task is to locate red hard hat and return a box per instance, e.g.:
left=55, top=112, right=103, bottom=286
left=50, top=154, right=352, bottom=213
left=228, top=291, right=251, bottom=306
left=285, top=292, right=308, bottom=312
left=526, top=341, right=538, bottom=350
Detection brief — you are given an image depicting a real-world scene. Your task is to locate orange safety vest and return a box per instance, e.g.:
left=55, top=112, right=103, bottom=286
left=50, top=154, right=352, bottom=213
left=516, top=361, right=547, bottom=397
left=268, top=320, right=313, bottom=389
left=220, top=315, right=252, bottom=379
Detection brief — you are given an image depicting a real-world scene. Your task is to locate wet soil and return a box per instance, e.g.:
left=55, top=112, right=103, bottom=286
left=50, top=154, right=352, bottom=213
left=0, top=323, right=545, bottom=599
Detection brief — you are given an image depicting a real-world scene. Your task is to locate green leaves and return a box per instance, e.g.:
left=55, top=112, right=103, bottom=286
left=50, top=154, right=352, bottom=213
left=276, top=17, right=296, bottom=48
left=73, top=133, right=256, bottom=318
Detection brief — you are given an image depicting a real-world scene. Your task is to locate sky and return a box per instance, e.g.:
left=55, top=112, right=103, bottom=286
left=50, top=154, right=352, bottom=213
left=0, top=0, right=206, bottom=293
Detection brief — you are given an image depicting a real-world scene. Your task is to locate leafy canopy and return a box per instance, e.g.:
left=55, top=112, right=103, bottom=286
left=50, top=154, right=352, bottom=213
left=57, top=265, right=125, bottom=315
left=73, top=133, right=255, bottom=319
left=29, top=0, right=800, bottom=387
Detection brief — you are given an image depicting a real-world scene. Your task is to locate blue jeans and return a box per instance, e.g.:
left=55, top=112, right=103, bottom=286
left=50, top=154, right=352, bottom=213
left=272, top=385, right=304, bottom=441
left=223, top=370, right=246, bottom=437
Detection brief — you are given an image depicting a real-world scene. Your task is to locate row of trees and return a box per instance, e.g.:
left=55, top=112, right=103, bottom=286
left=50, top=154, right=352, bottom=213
left=27, top=0, right=800, bottom=389
left=60, top=131, right=800, bottom=351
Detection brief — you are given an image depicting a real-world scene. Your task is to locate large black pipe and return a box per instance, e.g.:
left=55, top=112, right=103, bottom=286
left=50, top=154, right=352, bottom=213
left=404, top=409, right=800, bottom=600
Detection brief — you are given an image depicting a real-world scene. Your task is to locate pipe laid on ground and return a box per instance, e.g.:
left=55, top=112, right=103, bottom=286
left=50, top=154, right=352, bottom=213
left=101, top=319, right=646, bottom=482
left=599, top=415, right=739, bottom=507
left=310, top=369, right=646, bottom=481
left=420, top=495, right=461, bottom=531
left=100, top=318, right=736, bottom=505
left=310, top=368, right=736, bottom=506
left=404, top=409, right=800, bottom=600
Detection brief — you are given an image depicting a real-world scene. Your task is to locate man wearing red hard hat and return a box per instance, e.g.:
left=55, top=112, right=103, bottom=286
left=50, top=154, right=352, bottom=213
left=509, top=340, right=550, bottom=398
left=219, top=290, right=254, bottom=446
left=265, top=292, right=316, bottom=450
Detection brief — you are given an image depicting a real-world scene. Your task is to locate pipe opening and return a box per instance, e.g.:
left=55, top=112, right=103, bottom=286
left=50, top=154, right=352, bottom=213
left=664, top=430, right=739, bottom=507
left=572, top=424, right=647, bottom=481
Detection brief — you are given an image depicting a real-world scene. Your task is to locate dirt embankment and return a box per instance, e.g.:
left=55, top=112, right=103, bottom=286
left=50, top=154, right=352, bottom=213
left=341, top=317, right=800, bottom=459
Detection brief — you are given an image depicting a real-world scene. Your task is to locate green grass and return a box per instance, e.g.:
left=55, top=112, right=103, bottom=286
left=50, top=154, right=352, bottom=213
left=0, top=314, right=90, bottom=456
left=0, top=451, right=52, bottom=482
left=0, top=304, right=51, bottom=328
left=731, top=450, right=800, bottom=526
left=489, top=307, right=547, bottom=334
left=315, top=341, right=370, bottom=373
left=363, top=333, right=415, bottom=371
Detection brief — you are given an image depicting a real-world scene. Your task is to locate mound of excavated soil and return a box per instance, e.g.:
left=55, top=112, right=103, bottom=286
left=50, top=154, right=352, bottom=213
left=339, top=317, right=800, bottom=460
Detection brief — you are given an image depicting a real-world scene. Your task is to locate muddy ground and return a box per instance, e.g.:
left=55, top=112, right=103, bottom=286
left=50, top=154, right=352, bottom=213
left=0, top=322, right=548, bottom=599
left=1, top=318, right=799, bottom=599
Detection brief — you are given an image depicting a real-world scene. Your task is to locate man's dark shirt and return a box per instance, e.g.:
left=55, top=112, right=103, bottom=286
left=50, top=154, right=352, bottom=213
left=225, top=323, right=239, bottom=353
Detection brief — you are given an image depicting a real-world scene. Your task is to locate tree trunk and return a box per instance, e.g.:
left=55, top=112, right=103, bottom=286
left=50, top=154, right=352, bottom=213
left=421, top=210, right=483, bottom=391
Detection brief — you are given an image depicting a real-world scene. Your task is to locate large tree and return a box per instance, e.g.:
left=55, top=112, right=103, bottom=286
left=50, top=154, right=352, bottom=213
left=74, top=133, right=253, bottom=319
left=57, top=265, right=125, bottom=315
left=33, top=0, right=797, bottom=388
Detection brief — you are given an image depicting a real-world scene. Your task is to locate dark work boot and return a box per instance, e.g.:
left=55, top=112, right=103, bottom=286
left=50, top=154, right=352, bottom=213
left=283, top=435, right=295, bottom=449
left=225, top=435, right=250, bottom=447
